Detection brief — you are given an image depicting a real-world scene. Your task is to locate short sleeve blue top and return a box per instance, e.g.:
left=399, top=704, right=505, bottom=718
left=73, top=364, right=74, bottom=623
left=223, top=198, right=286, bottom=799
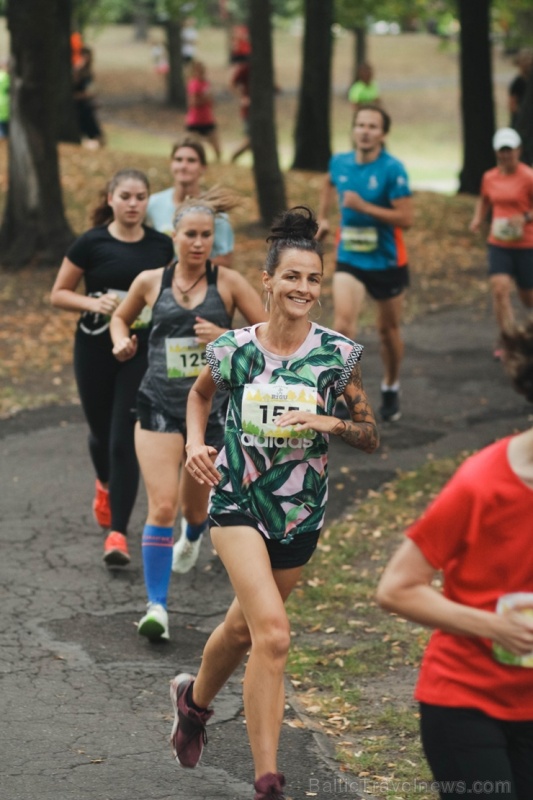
left=146, top=188, right=235, bottom=258
left=329, top=149, right=411, bottom=271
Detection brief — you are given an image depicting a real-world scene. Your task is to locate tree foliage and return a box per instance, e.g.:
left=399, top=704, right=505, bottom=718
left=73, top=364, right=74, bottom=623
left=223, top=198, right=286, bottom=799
left=72, top=0, right=132, bottom=31
left=224, top=0, right=302, bottom=22
left=335, top=0, right=440, bottom=31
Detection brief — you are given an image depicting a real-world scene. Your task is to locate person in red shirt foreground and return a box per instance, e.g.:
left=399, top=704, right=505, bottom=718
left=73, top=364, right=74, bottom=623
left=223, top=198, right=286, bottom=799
left=470, top=128, right=533, bottom=359
left=377, top=320, right=533, bottom=800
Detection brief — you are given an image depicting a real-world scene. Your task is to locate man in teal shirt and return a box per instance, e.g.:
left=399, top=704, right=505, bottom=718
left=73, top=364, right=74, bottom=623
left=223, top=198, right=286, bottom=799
left=317, top=105, right=413, bottom=422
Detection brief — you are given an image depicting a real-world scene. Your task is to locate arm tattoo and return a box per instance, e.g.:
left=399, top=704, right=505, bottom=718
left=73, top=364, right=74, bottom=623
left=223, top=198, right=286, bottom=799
left=339, top=364, right=379, bottom=453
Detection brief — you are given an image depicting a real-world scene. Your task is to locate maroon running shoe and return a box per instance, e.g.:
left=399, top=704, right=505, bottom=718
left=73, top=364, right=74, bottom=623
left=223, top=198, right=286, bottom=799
left=253, top=772, right=286, bottom=800
left=169, top=673, right=213, bottom=768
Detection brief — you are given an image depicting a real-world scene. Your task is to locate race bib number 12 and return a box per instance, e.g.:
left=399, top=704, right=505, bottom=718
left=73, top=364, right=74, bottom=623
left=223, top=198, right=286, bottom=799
left=165, top=337, right=207, bottom=378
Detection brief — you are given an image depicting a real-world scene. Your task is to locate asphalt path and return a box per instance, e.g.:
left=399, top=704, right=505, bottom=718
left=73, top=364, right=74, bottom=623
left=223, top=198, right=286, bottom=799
left=1, top=304, right=531, bottom=800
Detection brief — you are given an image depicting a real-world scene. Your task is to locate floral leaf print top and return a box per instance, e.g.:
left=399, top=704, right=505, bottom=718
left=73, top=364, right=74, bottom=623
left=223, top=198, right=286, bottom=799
left=206, top=323, right=363, bottom=543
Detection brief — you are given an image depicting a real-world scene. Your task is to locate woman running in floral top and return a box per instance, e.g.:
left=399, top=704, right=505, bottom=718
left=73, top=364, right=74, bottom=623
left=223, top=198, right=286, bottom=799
left=168, top=206, right=379, bottom=800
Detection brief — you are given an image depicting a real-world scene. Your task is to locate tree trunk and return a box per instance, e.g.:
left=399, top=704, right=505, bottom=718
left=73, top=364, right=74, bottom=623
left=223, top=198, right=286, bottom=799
left=292, top=0, right=333, bottom=172
left=53, top=0, right=81, bottom=143
left=457, top=0, right=495, bottom=194
left=249, top=0, right=286, bottom=227
left=353, top=26, right=367, bottom=82
left=0, top=0, right=75, bottom=268
left=517, top=63, right=533, bottom=164
left=133, top=0, right=150, bottom=42
left=165, top=19, right=186, bottom=109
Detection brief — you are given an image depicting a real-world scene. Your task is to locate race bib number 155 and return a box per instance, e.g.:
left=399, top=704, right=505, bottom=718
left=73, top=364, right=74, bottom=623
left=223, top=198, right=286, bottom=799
left=241, top=383, right=318, bottom=439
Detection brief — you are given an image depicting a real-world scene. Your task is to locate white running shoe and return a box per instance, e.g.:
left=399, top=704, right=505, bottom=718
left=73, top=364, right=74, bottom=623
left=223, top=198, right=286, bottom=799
left=172, top=519, right=204, bottom=574
left=137, top=602, right=169, bottom=641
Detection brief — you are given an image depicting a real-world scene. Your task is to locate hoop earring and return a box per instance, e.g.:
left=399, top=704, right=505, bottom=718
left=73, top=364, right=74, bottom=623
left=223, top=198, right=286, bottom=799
left=308, top=297, right=322, bottom=321
left=263, top=291, right=271, bottom=313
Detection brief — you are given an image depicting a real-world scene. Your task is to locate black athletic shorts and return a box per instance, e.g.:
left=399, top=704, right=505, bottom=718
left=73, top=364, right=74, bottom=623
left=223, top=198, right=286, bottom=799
left=137, top=394, right=225, bottom=450
left=488, top=245, right=533, bottom=289
left=209, top=512, right=320, bottom=569
left=336, top=262, right=410, bottom=300
left=186, top=123, right=217, bottom=136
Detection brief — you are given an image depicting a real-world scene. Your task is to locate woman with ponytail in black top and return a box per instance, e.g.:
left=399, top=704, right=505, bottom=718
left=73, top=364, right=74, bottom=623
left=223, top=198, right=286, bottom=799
left=51, top=169, right=174, bottom=567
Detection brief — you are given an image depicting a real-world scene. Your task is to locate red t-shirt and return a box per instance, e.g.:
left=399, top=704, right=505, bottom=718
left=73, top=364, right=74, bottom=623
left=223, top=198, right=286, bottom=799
left=481, top=163, right=533, bottom=248
left=186, top=78, right=215, bottom=127
left=407, top=436, right=533, bottom=720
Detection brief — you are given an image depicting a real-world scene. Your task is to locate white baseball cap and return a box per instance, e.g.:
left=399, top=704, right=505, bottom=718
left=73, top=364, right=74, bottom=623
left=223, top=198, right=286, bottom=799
left=492, top=127, right=521, bottom=151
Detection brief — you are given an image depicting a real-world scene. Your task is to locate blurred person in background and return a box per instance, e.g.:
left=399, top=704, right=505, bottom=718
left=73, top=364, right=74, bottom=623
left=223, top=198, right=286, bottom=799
left=348, top=62, right=381, bottom=113
left=185, top=60, right=221, bottom=162
left=146, top=135, right=234, bottom=267
left=70, top=30, right=84, bottom=68
left=229, top=24, right=251, bottom=64
left=73, top=46, right=105, bottom=150
left=509, top=49, right=533, bottom=131
left=470, top=127, right=533, bottom=358
left=229, top=59, right=251, bottom=163
left=181, top=17, right=198, bottom=64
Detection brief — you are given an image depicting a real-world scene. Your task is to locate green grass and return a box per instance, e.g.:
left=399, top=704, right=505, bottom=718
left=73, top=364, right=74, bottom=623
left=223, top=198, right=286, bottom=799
left=338, top=710, right=435, bottom=800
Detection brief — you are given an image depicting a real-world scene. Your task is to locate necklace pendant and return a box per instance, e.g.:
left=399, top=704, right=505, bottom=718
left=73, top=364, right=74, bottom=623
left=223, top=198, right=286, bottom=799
left=173, top=270, right=206, bottom=302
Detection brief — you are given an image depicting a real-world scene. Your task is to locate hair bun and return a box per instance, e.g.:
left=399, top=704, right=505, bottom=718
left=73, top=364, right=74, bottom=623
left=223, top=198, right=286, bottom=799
left=268, top=206, right=318, bottom=243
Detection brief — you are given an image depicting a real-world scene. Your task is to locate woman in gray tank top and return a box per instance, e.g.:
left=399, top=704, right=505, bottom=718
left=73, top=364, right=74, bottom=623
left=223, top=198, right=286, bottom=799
left=110, top=190, right=266, bottom=641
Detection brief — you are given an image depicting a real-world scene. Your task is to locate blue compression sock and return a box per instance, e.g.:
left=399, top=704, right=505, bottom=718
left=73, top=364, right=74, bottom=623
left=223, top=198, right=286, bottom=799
left=142, top=524, right=173, bottom=607
left=185, top=520, right=208, bottom=542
